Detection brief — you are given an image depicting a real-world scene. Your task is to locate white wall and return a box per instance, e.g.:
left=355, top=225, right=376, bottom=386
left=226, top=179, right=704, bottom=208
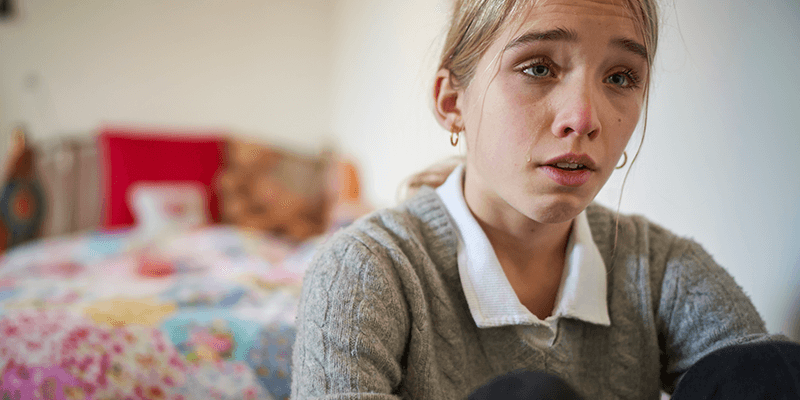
left=0, top=0, right=336, bottom=153
left=328, top=0, right=457, bottom=206
left=1, top=0, right=798, bottom=337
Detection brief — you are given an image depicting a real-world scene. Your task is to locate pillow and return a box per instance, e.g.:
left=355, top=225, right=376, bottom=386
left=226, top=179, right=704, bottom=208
left=216, top=139, right=332, bottom=241
left=128, top=182, right=210, bottom=238
left=99, top=126, right=226, bottom=230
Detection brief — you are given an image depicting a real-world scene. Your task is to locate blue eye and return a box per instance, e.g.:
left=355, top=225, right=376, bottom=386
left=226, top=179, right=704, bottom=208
left=607, top=73, right=629, bottom=86
left=524, top=64, right=551, bottom=77
left=605, top=69, right=641, bottom=89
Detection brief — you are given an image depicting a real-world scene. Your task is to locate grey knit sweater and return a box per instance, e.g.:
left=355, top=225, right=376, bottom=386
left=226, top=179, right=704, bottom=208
left=292, top=187, right=781, bottom=399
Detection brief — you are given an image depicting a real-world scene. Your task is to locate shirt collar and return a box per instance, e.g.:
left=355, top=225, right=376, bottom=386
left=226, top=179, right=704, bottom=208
left=436, top=164, right=611, bottom=328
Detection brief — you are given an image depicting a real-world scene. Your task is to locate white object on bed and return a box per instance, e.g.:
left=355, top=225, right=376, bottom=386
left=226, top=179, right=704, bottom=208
left=128, top=181, right=210, bottom=240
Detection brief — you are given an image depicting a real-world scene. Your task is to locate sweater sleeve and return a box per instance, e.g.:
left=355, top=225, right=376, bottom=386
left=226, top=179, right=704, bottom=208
left=656, top=238, right=785, bottom=391
left=291, top=232, right=410, bottom=399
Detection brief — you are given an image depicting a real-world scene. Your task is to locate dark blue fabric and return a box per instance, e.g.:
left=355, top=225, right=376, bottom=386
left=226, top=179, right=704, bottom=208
left=468, top=370, right=584, bottom=400
left=0, top=178, right=45, bottom=247
left=672, top=341, right=800, bottom=400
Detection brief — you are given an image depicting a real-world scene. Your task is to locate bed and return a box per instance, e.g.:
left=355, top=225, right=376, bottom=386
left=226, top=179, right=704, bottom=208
left=0, top=125, right=369, bottom=400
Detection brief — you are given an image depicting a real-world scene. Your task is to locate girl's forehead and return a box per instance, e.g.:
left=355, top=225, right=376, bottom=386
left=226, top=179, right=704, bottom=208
left=500, top=0, right=644, bottom=41
left=511, top=0, right=641, bottom=26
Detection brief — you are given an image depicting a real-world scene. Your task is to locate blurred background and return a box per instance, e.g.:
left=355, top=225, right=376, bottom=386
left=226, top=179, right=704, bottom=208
left=1, top=0, right=798, bottom=339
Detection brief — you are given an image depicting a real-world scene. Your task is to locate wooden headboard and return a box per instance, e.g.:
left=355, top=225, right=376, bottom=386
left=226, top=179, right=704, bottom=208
left=34, top=136, right=101, bottom=237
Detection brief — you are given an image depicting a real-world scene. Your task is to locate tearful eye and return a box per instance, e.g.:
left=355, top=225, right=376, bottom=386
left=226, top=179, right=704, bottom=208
left=605, top=69, right=642, bottom=90
left=606, top=73, right=629, bottom=87
left=524, top=65, right=551, bottom=77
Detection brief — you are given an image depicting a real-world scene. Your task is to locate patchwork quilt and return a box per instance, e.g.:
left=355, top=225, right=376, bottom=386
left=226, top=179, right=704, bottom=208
left=0, top=226, right=323, bottom=400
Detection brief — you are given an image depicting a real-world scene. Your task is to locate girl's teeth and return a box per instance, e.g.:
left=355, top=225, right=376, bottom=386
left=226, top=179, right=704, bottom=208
left=555, top=163, right=584, bottom=169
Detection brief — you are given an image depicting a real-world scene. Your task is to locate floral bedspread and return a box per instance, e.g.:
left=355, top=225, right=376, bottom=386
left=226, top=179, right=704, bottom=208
left=0, top=226, right=322, bottom=400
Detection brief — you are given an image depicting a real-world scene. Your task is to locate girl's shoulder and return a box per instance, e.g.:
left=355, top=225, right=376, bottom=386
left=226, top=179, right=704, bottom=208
left=307, top=186, right=458, bottom=280
left=584, top=202, right=694, bottom=264
left=583, top=203, right=760, bottom=327
left=327, top=187, right=453, bottom=252
left=583, top=201, right=733, bottom=302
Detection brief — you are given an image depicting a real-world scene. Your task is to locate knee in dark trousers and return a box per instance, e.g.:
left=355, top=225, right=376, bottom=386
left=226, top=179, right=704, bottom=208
left=468, top=370, right=584, bottom=400
left=672, top=341, right=800, bottom=400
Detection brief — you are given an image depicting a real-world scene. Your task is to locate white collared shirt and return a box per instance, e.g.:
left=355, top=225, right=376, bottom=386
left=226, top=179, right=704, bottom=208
left=435, top=165, right=611, bottom=335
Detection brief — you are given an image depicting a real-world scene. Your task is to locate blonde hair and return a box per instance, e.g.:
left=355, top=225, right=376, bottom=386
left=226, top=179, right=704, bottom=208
left=441, top=0, right=659, bottom=88
left=400, top=0, right=660, bottom=200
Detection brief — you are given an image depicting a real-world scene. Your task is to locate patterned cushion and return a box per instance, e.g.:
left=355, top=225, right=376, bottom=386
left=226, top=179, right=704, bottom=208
left=216, top=139, right=332, bottom=242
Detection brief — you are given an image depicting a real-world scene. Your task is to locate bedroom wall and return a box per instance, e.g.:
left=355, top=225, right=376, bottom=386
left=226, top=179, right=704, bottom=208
left=328, top=0, right=457, bottom=206
left=329, top=0, right=800, bottom=339
left=0, top=0, right=336, bottom=155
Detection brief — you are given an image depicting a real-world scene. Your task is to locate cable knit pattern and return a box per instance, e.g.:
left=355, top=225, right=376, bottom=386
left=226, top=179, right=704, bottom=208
left=292, top=187, right=785, bottom=399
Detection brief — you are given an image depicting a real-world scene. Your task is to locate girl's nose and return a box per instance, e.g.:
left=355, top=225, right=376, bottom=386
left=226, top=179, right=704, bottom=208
left=551, top=80, right=601, bottom=139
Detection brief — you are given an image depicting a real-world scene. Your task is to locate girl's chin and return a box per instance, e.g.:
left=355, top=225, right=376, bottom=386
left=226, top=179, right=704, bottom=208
left=519, top=195, right=592, bottom=224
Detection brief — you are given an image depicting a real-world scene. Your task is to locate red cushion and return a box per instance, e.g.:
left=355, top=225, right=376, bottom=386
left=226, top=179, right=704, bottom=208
left=99, top=126, right=226, bottom=229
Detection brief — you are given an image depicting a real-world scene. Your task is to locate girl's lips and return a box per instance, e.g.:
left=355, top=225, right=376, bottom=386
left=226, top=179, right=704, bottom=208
left=542, top=153, right=597, bottom=171
left=539, top=165, right=592, bottom=187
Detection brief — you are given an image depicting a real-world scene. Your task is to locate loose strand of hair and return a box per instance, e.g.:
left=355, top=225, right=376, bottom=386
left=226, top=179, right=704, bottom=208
left=609, top=87, right=650, bottom=272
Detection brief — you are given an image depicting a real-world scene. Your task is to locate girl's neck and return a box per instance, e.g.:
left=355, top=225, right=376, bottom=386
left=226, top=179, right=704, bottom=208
left=468, top=198, right=573, bottom=320
left=472, top=206, right=573, bottom=271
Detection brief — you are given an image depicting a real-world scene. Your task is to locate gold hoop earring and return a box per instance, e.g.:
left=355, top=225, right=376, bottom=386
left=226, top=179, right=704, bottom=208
left=616, top=151, right=628, bottom=170
left=450, top=127, right=460, bottom=147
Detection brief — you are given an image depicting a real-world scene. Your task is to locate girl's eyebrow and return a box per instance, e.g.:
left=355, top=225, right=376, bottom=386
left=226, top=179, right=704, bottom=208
left=504, top=27, right=648, bottom=60
left=612, top=37, right=648, bottom=60
left=504, top=27, right=577, bottom=51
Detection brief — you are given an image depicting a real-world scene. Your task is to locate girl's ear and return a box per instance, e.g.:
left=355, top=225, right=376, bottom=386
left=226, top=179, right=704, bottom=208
left=433, top=69, right=463, bottom=131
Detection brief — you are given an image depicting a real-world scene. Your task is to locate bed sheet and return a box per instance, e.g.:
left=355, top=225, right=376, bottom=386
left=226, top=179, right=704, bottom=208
left=0, top=226, right=322, bottom=400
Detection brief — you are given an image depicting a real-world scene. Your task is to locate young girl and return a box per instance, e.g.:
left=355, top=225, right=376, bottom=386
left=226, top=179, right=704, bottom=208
left=292, top=0, right=795, bottom=398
